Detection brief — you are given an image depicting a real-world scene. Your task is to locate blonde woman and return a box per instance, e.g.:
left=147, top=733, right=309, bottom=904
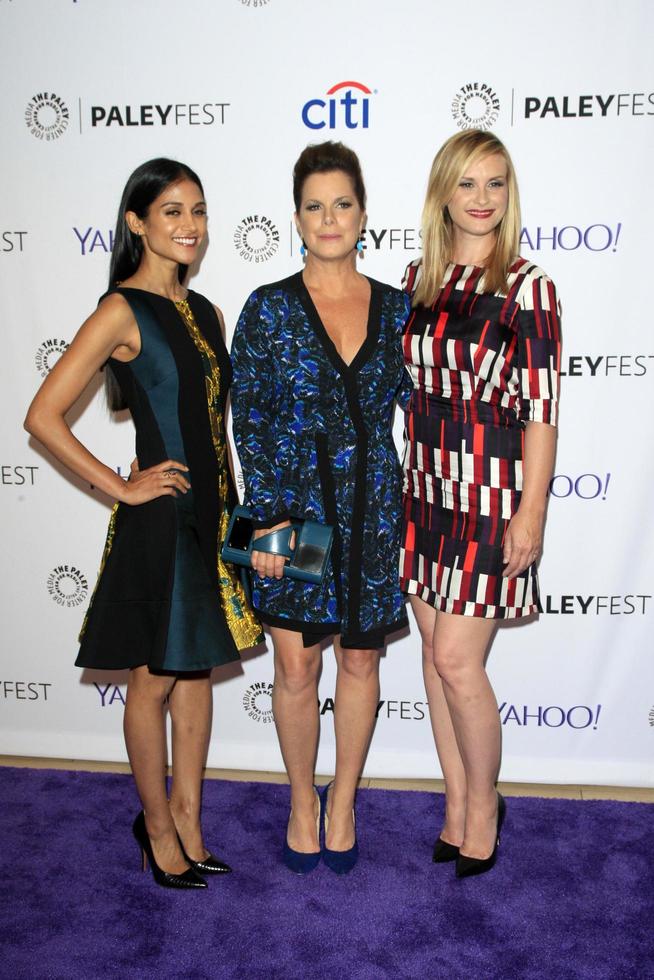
left=401, top=130, right=561, bottom=878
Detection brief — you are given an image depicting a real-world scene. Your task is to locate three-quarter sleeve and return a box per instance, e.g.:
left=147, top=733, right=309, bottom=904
left=516, top=273, right=562, bottom=426
left=230, top=291, right=290, bottom=528
left=395, top=290, right=413, bottom=410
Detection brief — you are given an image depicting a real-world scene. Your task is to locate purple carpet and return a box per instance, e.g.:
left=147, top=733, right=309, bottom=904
left=1, top=767, right=652, bottom=979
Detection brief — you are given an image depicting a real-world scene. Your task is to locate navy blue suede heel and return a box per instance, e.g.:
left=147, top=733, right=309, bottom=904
left=321, top=782, right=359, bottom=875
left=283, top=787, right=321, bottom=875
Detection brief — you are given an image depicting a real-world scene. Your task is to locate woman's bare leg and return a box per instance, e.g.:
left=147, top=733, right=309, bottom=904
left=124, top=666, right=188, bottom=874
left=410, top=596, right=467, bottom=847
left=168, top=671, right=213, bottom=861
left=326, top=640, right=381, bottom=850
left=431, top=610, right=500, bottom=858
left=270, top=627, right=322, bottom=852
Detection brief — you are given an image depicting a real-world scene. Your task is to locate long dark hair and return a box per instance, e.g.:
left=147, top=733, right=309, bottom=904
left=105, top=158, right=204, bottom=410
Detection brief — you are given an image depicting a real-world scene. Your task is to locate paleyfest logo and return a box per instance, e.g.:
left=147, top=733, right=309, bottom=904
left=302, top=80, right=374, bottom=130
left=522, top=91, right=654, bottom=120
left=25, top=92, right=69, bottom=141
left=451, top=82, right=499, bottom=131
left=88, top=102, right=230, bottom=129
left=234, top=215, right=279, bottom=263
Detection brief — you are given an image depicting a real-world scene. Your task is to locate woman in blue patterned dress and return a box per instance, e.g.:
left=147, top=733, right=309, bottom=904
left=231, top=142, right=410, bottom=874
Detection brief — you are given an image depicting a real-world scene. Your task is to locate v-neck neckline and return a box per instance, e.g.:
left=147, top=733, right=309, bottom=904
left=293, top=272, right=381, bottom=374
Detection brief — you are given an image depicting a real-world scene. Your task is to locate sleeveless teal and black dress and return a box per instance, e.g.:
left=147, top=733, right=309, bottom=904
left=76, top=287, right=262, bottom=672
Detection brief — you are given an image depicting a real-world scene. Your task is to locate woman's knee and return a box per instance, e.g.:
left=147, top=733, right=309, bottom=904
left=274, top=651, right=320, bottom=694
left=337, top=648, right=380, bottom=682
left=127, top=666, right=176, bottom=704
left=431, top=642, right=470, bottom=687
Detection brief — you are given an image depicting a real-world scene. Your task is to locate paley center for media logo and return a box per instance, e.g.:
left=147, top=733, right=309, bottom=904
left=25, top=92, right=69, bottom=141
left=47, top=564, right=88, bottom=608
left=35, top=338, right=69, bottom=376
left=243, top=681, right=274, bottom=723
left=451, top=82, right=499, bottom=131
left=234, top=215, right=279, bottom=263
left=24, top=90, right=229, bottom=136
left=301, top=80, right=375, bottom=130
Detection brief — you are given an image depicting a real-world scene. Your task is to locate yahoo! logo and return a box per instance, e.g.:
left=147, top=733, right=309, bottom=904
left=548, top=473, right=611, bottom=500
left=499, top=702, right=602, bottom=729
left=74, top=227, right=114, bottom=256
left=301, top=81, right=373, bottom=130
left=94, top=683, right=125, bottom=706
left=521, top=223, right=622, bottom=252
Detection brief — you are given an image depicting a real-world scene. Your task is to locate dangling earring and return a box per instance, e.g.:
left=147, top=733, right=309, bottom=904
left=356, top=237, right=364, bottom=257
left=300, top=242, right=307, bottom=257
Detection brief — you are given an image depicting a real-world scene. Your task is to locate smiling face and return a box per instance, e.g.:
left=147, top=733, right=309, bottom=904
left=127, top=178, right=207, bottom=266
left=446, top=152, right=509, bottom=251
left=295, top=169, right=365, bottom=262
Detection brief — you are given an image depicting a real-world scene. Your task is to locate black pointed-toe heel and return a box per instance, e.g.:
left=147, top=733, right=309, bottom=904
left=132, top=812, right=207, bottom=889
left=455, top=793, right=506, bottom=879
left=177, top=836, right=232, bottom=875
left=432, top=836, right=460, bottom=863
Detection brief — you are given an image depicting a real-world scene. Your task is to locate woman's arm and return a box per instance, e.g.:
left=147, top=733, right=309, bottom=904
left=503, top=270, right=561, bottom=578
left=24, top=294, right=189, bottom=504
left=502, top=421, right=556, bottom=578
left=230, top=290, right=290, bottom=529
left=231, top=290, right=293, bottom=579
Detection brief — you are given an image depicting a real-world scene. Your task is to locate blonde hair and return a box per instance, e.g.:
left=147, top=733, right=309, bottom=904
left=414, top=130, right=521, bottom=307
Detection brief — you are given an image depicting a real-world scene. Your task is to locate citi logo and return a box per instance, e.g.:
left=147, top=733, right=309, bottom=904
left=301, top=81, right=374, bottom=130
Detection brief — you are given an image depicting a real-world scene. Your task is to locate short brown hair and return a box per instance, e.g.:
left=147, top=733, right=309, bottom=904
left=292, top=141, right=366, bottom=211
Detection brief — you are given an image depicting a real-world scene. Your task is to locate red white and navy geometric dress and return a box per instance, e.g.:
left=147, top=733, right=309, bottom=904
left=400, top=257, right=561, bottom=618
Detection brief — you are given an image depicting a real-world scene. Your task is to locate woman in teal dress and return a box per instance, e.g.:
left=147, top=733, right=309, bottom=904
left=25, top=158, right=261, bottom=889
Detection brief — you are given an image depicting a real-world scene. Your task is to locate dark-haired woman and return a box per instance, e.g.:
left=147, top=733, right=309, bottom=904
left=231, top=141, right=410, bottom=875
left=25, top=158, right=261, bottom=889
left=401, top=130, right=561, bottom=878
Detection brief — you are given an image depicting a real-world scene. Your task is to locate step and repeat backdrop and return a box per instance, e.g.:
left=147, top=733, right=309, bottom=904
left=1, top=0, right=652, bottom=785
